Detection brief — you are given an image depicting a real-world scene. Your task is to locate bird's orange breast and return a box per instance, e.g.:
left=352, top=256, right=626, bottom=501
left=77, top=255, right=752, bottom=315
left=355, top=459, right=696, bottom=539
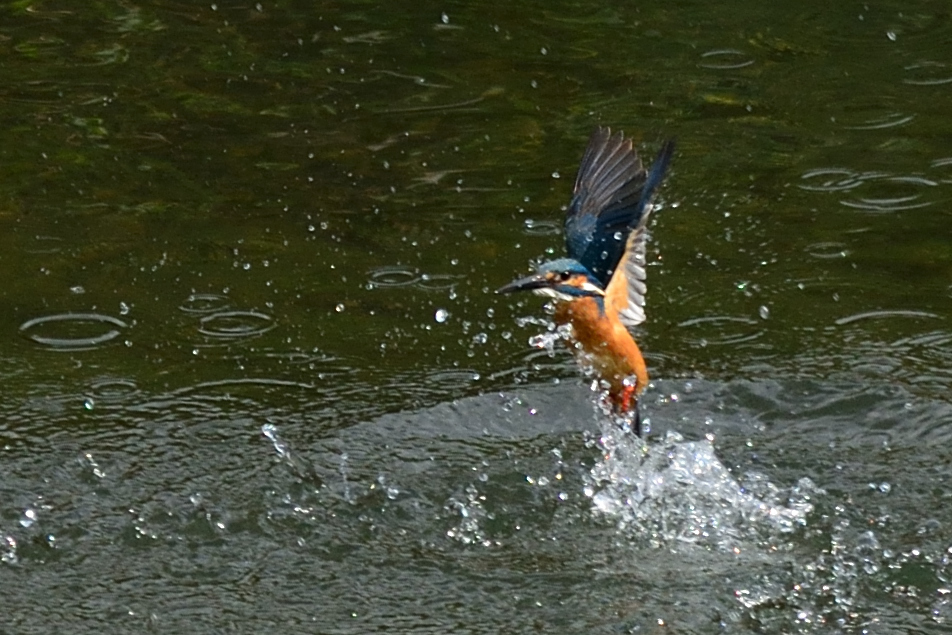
left=554, top=298, right=649, bottom=402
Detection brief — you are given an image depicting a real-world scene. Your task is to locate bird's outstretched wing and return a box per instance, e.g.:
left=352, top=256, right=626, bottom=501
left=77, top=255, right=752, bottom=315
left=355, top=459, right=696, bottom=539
left=565, top=128, right=668, bottom=287
left=603, top=139, right=676, bottom=327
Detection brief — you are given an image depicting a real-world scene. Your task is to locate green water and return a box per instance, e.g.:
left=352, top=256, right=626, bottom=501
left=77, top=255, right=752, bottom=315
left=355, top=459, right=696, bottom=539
left=1, top=1, right=951, bottom=632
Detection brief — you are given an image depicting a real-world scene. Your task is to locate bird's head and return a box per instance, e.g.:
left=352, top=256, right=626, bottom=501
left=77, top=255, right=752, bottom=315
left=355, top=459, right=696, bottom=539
left=496, top=258, right=605, bottom=301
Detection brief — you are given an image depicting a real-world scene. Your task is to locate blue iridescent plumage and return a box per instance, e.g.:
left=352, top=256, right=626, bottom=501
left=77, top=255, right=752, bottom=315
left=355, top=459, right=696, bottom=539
left=565, top=128, right=675, bottom=287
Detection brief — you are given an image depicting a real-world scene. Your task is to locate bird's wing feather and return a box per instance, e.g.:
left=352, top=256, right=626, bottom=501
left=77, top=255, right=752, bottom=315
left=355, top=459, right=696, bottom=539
left=564, top=128, right=648, bottom=287
left=603, top=140, right=675, bottom=327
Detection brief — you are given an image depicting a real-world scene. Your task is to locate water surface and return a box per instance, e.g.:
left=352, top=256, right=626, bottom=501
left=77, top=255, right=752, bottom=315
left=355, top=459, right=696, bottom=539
left=1, top=1, right=952, bottom=632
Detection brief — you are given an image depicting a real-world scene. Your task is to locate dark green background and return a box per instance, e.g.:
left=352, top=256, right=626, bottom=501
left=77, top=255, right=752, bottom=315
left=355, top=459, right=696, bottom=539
left=1, top=1, right=951, bottom=632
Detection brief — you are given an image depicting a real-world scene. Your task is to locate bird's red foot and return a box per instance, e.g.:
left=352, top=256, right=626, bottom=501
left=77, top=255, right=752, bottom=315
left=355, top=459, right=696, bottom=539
left=619, top=383, right=636, bottom=413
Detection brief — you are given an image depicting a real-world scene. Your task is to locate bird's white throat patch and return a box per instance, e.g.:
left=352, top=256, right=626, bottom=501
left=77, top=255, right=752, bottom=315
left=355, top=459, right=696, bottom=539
left=532, top=287, right=575, bottom=302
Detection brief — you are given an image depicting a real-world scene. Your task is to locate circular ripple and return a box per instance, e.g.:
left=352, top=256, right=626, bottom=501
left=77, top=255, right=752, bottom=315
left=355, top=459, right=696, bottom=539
left=840, top=175, right=936, bottom=212
left=698, top=49, right=755, bottom=70
left=198, top=311, right=275, bottom=339
left=802, top=169, right=937, bottom=212
left=799, top=168, right=869, bottom=192
left=417, top=273, right=464, bottom=290
left=368, top=266, right=420, bottom=288
left=89, top=378, right=141, bottom=403
left=904, top=61, right=952, bottom=86
left=805, top=242, right=850, bottom=259
left=179, top=293, right=232, bottom=315
left=19, top=313, right=127, bottom=350
left=677, top=315, right=763, bottom=346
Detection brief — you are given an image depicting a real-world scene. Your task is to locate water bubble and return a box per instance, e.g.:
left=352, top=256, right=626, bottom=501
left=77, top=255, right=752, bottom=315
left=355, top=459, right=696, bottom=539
left=759, top=305, right=770, bottom=320
left=83, top=397, right=95, bottom=410
left=335, top=303, right=345, bottom=313
left=441, top=12, right=449, bottom=24
left=434, top=308, right=449, bottom=323
left=70, top=285, right=86, bottom=295
left=551, top=171, right=560, bottom=179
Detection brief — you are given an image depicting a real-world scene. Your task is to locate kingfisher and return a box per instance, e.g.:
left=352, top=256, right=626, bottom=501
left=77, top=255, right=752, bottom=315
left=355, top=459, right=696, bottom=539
left=497, top=127, right=675, bottom=435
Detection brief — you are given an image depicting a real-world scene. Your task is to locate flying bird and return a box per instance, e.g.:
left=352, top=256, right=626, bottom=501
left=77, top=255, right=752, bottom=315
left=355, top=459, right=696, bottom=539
left=498, top=128, right=675, bottom=435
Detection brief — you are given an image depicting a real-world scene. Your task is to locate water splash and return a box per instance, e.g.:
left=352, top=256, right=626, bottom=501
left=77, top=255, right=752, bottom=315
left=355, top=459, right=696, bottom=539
left=585, top=425, right=818, bottom=551
left=445, top=483, right=496, bottom=547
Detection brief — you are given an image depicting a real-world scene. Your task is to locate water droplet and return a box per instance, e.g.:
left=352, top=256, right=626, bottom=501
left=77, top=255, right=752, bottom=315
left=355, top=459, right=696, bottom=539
left=20, top=509, right=37, bottom=528
left=758, top=305, right=770, bottom=320
left=434, top=308, right=449, bottom=323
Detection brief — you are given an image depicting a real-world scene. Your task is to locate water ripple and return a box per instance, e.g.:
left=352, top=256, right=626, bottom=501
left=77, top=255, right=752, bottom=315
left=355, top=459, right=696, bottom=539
left=800, top=169, right=938, bottom=212
left=19, top=313, right=127, bottom=350
left=841, top=112, right=915, bottom=130
left=805, top=241, right=849, bottom=259
left=799, top=168, right=874, bottom=192
left=179, top=293, right=232, bottom=315
left=198, top=311, right=275, bottom=339
left=368, top=266, right=420, bottom=288
left=88, top=378, right=141, bottom=404
left=903, top=61, right=952, bottom=86
left=698, top=49, right=755, bottom=70
left=835, top=309, right=941, bottom=326
left=678, top=315, right=764, bottom=346
left=368, top=266, right=463, bottom=291
left=21, top=235, right=64, bottom=255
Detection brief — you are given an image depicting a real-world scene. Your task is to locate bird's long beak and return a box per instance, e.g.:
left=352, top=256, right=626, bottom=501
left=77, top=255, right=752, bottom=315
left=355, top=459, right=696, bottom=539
left=496, top=272, right=548, bottom=294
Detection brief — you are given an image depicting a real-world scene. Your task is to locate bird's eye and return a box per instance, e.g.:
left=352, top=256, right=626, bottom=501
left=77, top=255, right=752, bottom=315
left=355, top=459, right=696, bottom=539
left=559, top=271, right=571, bottom=281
